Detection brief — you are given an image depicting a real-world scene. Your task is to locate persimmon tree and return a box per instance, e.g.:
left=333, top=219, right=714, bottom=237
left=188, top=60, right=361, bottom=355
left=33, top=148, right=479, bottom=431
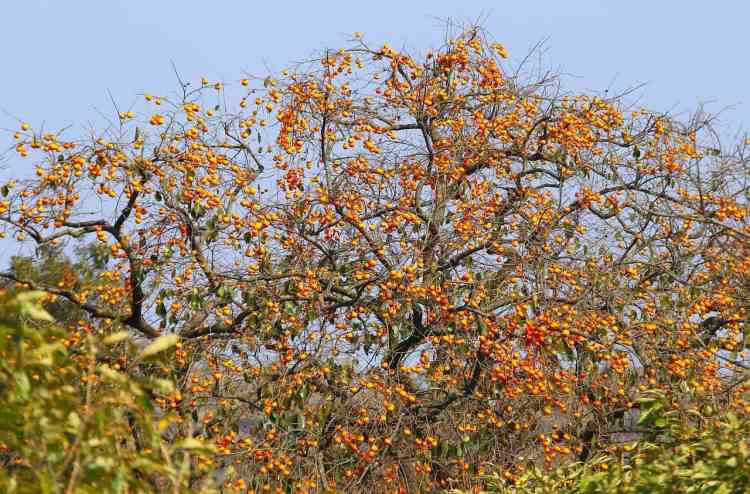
left=2, top=26, right=749, bottom=493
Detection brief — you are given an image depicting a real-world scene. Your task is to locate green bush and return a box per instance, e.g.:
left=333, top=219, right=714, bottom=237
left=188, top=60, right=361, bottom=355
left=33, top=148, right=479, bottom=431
left=0, top=291, right=216, bottom=494
left=451, top=392, right=750, bottom=494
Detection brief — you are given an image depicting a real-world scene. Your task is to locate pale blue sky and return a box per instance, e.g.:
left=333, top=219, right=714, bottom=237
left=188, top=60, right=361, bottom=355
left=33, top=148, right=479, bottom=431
left=1, top=0, right=748, bottom=136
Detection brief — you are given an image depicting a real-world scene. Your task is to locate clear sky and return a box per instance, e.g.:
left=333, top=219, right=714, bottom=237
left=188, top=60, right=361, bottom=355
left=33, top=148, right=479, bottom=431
left=1, top=0, right=748, bottom=137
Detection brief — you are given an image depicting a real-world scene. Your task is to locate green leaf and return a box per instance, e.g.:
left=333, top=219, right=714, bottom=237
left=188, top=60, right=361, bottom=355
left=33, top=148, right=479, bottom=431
left=98, top=365, right=129, bottom=386
left=14, top=291, right=53, bottom=321
left=13, top=371, right=31, bottom=399
left=653, top=418, right=667, bottom=428
left=637, top=401, right=664, bottom=426
left=156, top=301, right=167, bottom=319
left=66, top=411, right=82, bottom=433
left=149, top=378, right=175, bottom=394
left=30, top=343, right=65, bottom=366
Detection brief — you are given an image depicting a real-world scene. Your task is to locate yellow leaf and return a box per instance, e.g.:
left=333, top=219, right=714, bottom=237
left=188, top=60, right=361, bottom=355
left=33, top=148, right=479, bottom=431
left=157, top=417, right=173, bottom=433
left=14, top=291, right=53, bottom=321
left=174, top=437, right=216, bottom=452
left=102, top=331, right=131, bottom=345
left=139, top=333, right=180, bottom=359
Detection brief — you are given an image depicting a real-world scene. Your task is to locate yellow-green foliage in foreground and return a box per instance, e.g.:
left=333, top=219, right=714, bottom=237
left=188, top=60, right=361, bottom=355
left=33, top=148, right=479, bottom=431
left=0, top=291, right=217, bottom=494
left=450, top=392, right=750, bottom=494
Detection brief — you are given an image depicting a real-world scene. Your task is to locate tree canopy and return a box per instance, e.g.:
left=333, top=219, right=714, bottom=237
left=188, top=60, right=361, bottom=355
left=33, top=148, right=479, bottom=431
left=1, top=26, right=749, bottom=493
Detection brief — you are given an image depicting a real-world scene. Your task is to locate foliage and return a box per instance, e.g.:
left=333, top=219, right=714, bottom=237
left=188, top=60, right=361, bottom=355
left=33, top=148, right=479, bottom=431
left=1, top=24, right=750, bottom=492
left=0, top=290, right=216, bottom=493
left=452, top=391, right=750, bottom=493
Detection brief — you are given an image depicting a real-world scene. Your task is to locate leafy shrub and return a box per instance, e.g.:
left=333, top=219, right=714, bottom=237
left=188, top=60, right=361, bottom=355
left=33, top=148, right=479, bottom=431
left=0, top=291, right=216, bottom=493
left=452, top=392, right=750, bottom=494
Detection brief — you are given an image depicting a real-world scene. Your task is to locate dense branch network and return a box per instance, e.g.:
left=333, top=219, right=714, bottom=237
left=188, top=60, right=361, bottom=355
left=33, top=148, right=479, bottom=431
left=1, top=26, right=749, bottom=492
